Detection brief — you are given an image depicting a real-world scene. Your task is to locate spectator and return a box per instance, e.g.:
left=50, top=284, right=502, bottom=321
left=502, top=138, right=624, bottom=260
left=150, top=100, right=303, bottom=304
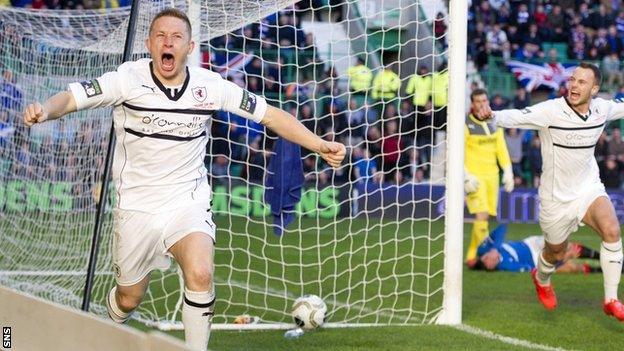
left=512, top=87, right=530, bottom=109
left=615, top=10, right=624, bottom=35
left=570, top=24, right=588, bottom=51
left=533, top=4, right=548, bottom=33
left=431, top=62, right=448, bottom=133
left=352, top=146, right=381, bottom=185
left=415, top=100, right=433, bottom=164
left=434, top=12, right=448, bottom=46
left=406, top=65, right=432, bottom=118
left=346, top=57, right=373, bottom=97
left=345, top=99, right=367, bottom=142
left=245, top=136, right=266, bottom=184
left=475, top=0, right=496, bottom=27
left=523, top=24, right=542, bottom=47
left=400, top=147, right=426, bottom=182
left=381, top=120, right=403, bottom=184
left=495, top=4, right=511, bottom=27
left=615, top=86, right=624, bottom=101
left=547, top=5, right=566, bottom=42
left=398, top=100, right=415, bottom=139
left=606, top=25, right=622, bottom=55
left=592, top=28, right=610, bottom=59
left=366, top=125, right=382, bottom=162
left=490, top=94, right=509, bottom=110
left=371, top=62, right=400, bottom=104
left=245, top=58, right=264, bottom=78
left=505, top=128, right=525, bottom=186
left=515, top=42, right=541, bottom=61
left=505, top=25, right=523, bottom=52
left=608, top=128, right=624, bottom=161
left=513, top=3, right=531, bottom=35
left=527, top=134, right=542, bottom=187
left=599, top=155, right=623, bottom=189
left=596, top=131, right=610, bottom=163
left=486, top=23, right=508, bottom=56
left=603, top=53, right=623, bottom=89
left=590, top=4, right=614, bottom=31
left=1, top=70, right=23, bottom=115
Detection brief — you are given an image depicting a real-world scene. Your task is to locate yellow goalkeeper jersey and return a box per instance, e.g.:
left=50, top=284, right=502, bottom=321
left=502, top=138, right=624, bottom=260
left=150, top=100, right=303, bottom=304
left=464, top=114, right=511, bottom=175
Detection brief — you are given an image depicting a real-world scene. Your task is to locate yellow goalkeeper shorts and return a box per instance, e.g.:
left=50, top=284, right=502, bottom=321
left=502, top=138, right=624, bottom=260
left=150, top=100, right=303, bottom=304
left=465, top=173, right=499, bottom=216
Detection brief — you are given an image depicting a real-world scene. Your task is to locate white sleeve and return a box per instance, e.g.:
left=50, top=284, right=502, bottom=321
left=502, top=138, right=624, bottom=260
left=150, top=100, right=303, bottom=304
left=492, top=101, right=551, bottom=130
left=605, top=98, right=624, bottom=121
left=220, top=79, right=267, bottom=123
left=68, top=69, right=125, bottom=110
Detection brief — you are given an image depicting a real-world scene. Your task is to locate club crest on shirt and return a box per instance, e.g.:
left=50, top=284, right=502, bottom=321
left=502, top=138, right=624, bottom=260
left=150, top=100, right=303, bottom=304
left=239, top=90, right=257, bottom=114
left=80, top=79, right=102, bottom=98
left=192, top=86, right=207, bottom=102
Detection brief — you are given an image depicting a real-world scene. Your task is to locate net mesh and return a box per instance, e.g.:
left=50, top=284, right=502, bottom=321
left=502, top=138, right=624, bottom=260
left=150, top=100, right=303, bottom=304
left=0, top=0, right=450, bottom=327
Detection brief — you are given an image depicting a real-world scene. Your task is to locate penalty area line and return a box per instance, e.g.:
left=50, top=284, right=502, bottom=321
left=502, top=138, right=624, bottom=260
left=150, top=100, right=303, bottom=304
left=452, top=324, right=573, bottom=351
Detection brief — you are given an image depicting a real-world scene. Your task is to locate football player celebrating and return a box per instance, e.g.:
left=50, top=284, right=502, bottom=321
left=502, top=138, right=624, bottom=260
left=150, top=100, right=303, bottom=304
left=474, top=63, right=624, bottom=320
left=23, top=8, right=346, bottom=350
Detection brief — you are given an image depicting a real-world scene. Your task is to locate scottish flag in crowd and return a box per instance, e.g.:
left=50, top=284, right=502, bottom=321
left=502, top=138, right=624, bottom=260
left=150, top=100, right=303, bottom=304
left=505, top=61, right=576, bottom=92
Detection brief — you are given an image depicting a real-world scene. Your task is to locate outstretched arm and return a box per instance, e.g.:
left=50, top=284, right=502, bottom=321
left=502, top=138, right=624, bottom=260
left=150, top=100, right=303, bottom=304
left=23, top=91, right=77, bottom=126
left=473, top=100, right=550, bottom=130
left=261, top=105, right=346, bottom=168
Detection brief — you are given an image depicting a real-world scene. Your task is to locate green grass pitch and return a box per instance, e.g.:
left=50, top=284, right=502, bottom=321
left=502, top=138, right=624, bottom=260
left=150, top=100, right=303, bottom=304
left=124, top=219, right=624, bottom=350
left=3, top=212, right=624, bottom=350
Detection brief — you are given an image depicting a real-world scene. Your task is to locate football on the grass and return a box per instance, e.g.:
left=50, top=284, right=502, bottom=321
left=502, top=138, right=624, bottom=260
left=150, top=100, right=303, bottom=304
left=291, top=294, right=327, bottom=329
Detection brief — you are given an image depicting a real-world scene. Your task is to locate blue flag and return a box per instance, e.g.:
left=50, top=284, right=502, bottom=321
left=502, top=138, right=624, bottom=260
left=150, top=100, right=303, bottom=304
left=264, top=137, right=305, bottom=236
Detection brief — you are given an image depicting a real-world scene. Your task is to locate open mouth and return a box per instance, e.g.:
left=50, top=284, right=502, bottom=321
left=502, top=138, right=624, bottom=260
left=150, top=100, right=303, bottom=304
left=161, top=53, right=174, bottom=71
left=570, top=92, right=580, bottom=99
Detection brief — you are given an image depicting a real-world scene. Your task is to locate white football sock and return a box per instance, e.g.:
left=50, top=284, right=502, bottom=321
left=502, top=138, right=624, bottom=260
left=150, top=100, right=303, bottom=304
left=536, top=252, right=556, bottom=286
left=183, top=288, right=215, bottom=351
left=601, top=239, right=623, bottom=301
left=106, top=286, right=132, bottom=323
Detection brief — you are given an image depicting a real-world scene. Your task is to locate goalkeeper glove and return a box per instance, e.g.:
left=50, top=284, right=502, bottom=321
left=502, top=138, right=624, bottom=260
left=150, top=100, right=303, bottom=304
left=464, top=171, right=479, bottom=194
left=502, top=166, right=514, bottom=193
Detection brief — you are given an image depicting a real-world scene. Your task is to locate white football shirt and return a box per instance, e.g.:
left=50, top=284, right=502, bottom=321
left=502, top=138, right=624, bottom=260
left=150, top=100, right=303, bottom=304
left=493, top=97, right=624, bottom=203
left=68, top=58, right=268, bottom=213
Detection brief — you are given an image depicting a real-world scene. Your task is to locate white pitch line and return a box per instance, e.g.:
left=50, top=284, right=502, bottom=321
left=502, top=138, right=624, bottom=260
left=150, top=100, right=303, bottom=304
left=1, top=272, right=571, bottom=350
left=452, top=324, right=574, bottom=351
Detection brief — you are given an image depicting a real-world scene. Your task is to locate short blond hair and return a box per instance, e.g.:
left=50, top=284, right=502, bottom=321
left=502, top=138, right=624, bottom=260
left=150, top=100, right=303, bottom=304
left=149, top=8, right=191, bottom=36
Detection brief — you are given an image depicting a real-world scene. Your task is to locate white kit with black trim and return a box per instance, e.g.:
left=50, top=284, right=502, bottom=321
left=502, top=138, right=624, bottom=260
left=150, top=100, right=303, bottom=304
left=493, top=97, right=624, bottom=203
left=68, top=58, right=267, bottom=213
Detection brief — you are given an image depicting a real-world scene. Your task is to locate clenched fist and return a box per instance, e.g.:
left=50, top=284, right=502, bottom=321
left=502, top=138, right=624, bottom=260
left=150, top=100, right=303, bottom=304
left=319, top=141, right=346, bottom=169
left=23, top=102, right=48, bottom=126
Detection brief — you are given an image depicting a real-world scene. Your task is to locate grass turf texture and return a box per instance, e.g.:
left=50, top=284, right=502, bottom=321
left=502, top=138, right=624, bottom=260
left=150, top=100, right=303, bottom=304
left=4, top=215, right=624, bottom=350
left=134, top=221, right=624, bottom=350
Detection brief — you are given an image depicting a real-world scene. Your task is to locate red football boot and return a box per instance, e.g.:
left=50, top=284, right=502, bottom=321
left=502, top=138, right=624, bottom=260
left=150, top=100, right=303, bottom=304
left=603, top=299, right=624, bottom=321
left=531, top=269, right=557, bottom=310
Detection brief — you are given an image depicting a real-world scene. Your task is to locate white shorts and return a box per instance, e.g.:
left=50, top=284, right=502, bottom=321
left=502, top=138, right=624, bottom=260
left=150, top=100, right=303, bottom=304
left=522, top=235, right=545, bottom=267
left=112, top=201, right=216, bottom=286
left=539, top=182, right=607, bottom=245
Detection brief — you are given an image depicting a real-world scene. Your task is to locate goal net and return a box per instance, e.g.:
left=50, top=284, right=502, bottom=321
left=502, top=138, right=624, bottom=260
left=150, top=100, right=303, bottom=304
left=0, top=0, right=463, bottom=328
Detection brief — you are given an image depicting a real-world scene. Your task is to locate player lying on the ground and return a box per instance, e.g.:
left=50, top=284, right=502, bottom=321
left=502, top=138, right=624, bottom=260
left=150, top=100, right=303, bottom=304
left=472, top=224, right=609, bottom=273
left=474, top=63, right=624, bottom=320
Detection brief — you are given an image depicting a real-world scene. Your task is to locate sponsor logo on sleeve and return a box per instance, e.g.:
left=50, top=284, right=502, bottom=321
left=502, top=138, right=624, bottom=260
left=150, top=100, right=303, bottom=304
left=80, top=79, right=102, bottom=98
left=521, top=108, right=532, bottom=114
left=239, top=90, right=257, bottom=114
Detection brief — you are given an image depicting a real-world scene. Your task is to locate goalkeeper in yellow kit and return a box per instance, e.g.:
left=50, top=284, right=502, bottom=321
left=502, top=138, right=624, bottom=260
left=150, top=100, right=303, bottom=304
left=464, top=89, right=514, bottom=267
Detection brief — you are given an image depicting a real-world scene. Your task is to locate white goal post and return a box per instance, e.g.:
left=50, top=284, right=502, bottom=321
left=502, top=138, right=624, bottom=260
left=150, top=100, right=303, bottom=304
left=0, top=0, right=465, bottom=329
